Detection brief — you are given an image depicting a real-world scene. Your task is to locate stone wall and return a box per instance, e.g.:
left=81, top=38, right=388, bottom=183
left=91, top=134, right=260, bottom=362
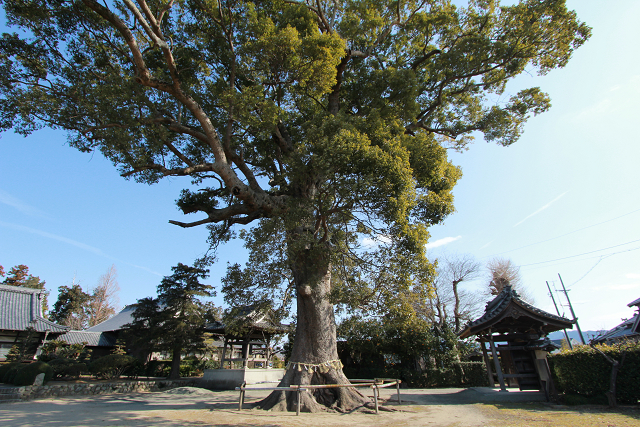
left=0, top=378, right=198, bottom=403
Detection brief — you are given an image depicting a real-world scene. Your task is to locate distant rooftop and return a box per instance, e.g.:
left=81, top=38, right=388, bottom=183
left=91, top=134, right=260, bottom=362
left=85, top=304, right=137, bottom=332
left=628, top=297, right=640, bottom=308
left=58, top=330, right=117, bottom=347
left=0, top=284, right=68, bottom=333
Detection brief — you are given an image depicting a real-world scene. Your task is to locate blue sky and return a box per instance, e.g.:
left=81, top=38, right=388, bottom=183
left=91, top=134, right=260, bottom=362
left=1, top=1, right=639, bottom=332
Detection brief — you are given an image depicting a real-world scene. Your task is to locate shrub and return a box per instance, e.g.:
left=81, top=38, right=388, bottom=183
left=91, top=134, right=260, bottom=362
left=121, top=358, right=144, bottom=379
left=0, top=362, right=23, bottom=384
left=48, top=358, right=87, bottom=379
left=458, top=361, right=488, bottom=387
left=39, top=340, right=91, bottom=363
left=202, top=359, right=220, bottom=370
left=145, top=360, right=172, bottom=377
left=549, top=341, right=640, bottom=404
left=12, top=361, right=53, bottom=386
left=90, top=354, right=138, bottom=380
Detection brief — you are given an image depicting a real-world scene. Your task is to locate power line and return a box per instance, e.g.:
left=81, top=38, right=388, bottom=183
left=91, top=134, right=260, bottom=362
left=519, top=239, right=640, bottom=267
left=486, top=208, right=640, bottom=258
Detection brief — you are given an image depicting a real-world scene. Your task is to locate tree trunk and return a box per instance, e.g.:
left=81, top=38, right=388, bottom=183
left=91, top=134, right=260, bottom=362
left=258, top=247, right=371, bottom=412
left=168, top=346, right=181, bottom=380
left=452, top=279, right=461, bottom=332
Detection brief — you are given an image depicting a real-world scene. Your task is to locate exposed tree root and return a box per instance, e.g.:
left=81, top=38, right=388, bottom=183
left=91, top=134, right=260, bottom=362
left=255, top=367, right=372, bottom=413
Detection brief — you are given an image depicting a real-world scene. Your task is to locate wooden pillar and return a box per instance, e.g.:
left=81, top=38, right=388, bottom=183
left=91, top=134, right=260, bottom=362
left=480, top=338, right=494, bottom=387
left=489, top=336, right=507, bottom=392
left=242, top=336, right=250, bottom=368
left=220, top=337, right=228, bottom=368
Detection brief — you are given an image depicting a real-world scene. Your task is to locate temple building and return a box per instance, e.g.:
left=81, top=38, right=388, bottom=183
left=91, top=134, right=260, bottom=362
left=459, top=284, right=574, bottom=397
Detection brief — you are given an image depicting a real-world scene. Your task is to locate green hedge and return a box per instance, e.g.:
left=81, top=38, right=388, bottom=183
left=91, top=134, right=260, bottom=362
left=344, top=361, right=486, bottom=388
left=0, top=362, right=23, bottom=384
left=47, top=358, right=88, bottom=379
left=0, top=362, right=53, bottom=386
left=549, top=341, right=640, bottom=404
left=12, top=361, right=54, bottom=386
left=90, top=354, right=138, bottom=380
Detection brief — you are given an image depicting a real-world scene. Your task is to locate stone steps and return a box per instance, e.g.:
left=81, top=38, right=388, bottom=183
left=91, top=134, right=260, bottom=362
left=0, top=388, right=21, bottom=404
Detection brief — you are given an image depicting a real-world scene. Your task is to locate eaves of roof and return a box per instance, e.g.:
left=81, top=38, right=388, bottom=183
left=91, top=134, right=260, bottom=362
left=0, top=284, right=69, bottom=333
left=459, top=286, right=574, bottom=339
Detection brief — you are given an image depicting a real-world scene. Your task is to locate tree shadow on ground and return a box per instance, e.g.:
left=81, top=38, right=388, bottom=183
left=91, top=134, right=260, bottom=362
left=0, top=393, right=278, bottom=427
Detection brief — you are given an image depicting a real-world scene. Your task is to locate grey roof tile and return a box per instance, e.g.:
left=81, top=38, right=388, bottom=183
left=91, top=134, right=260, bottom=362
left=627, top=297, right=640, bottom=307
left=592, top=314, right=639, bottom=344
left=459, top=285, right=573, bottom=338
left=85, top=304, right=137, bottom=332
left=58, top=331, right=117, bottom=347
left=0, top=284, right=69, bottom=333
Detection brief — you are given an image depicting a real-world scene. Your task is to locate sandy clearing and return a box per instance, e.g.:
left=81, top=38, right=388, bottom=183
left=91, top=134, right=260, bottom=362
left=0, top=386, right=545, bottom=427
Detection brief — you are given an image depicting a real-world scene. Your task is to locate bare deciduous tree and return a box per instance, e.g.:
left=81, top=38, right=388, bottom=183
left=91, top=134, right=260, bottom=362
left=87, top=265, right=120, bottom=327
left=442, top=254, right=482, bottom=332
left=423, top=254, right=483, bottom=332
left=487, top=258, right=534, bottom=303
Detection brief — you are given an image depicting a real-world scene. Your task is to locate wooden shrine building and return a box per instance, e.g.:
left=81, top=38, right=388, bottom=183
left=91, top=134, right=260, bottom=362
left=459, top=284, right=574, bottom=397
left=206, top=305, right=289, bottom=369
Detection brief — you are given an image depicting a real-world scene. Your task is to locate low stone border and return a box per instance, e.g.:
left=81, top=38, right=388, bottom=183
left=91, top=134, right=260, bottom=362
left=0, top=378, right=199, bottom=402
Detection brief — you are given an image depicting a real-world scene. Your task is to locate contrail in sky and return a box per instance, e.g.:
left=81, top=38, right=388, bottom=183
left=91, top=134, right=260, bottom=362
left=514, top=192, right=568, bottom=227
left=0, top=221, right=106, bottom=256
left=426, top=235, right=461, bottom=249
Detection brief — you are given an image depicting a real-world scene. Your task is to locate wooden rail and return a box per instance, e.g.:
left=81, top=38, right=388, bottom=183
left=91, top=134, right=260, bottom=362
left=235, top=379, right=401, bottom=415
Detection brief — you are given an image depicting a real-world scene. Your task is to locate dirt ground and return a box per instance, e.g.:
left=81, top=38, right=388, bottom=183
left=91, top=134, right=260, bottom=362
left=1, top=386, right=639, bottom=427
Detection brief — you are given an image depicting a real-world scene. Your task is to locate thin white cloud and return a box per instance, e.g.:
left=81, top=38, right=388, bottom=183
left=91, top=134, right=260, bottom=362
left=0, top=220, right=106, bottom=256
left=0, top=220, right=163, bottom=277
left=0, top=189, right=48, bottom=218
left=626, top=273, right=640, bottom=279
left=480, top=239, right=495, bottom=250
left=127, top=263, right=164, bottom=277
left=426, top=236, right=461, bottom=250
left=514, top=192, right=567, bottom=227
left=573, top=76, right=640, bottom=122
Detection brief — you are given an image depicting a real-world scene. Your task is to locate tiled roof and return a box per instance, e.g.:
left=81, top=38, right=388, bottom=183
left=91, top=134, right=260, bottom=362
left=628, top=297, right=640, bottom=308
left=459, top=285, right=573, bottom=338
left=592, top=314, right=640, bottom=344
left=0, top=284, right=69, bottom=333
left=58, top=331, right=117, bottom=347
left=206, top=305, right=290, bottom=334
left=85, top=304, right=137, bottom=332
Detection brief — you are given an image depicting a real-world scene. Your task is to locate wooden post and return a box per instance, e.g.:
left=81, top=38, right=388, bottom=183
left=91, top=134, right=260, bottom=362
left=220, top=337, right=228, bottom=368
left=373, top=384, right=379, bottom=414
left=242, top=336, right=250, bottom=368
left=489, top=337, right=507, bottom=391
left=480, top=338, right=494, bottom=387
left=238, top=381, right=245, bottom=410
left=396, top=380, right=401, bottom=404
left=296, top=387, right=301, bottom=415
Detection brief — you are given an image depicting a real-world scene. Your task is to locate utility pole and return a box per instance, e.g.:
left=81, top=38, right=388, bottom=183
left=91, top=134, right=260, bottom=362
left=558, top=273, right=587, bottom=345
left=547, top=281, right=573, bottom=350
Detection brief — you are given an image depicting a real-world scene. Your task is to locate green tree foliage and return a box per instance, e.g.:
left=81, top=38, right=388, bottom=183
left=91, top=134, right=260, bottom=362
left=50, top=283, right=91, bottom=329
left=123, top=263, right=217, bottom=379
left=5, top=326, right=40, bottom=362
left=89, top=354, right=138, bottom=380
left=0, top=0, right=589, bottom=410
left=337, top=315, right=481, bottom=386
left=2, top=264, right=49, bottom=316
left=50, top=266, right=120, bottom=329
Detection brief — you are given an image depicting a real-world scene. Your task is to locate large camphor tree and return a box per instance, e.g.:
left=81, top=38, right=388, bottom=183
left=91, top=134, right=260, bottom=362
left=0, top=0, right=588, bottom=412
